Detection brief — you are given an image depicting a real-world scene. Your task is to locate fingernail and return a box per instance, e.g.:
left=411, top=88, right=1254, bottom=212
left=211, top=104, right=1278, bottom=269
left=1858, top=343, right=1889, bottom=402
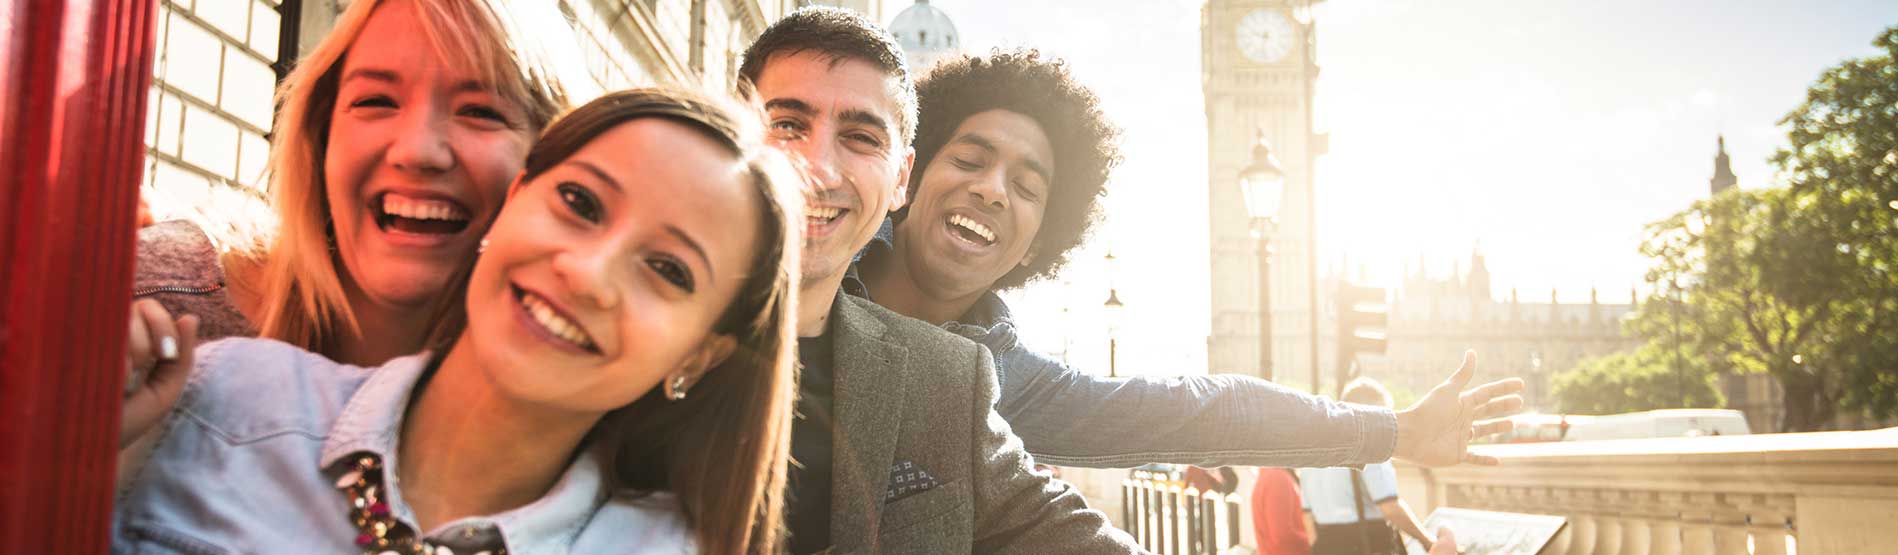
left=160, top=336, right=178, bottom=360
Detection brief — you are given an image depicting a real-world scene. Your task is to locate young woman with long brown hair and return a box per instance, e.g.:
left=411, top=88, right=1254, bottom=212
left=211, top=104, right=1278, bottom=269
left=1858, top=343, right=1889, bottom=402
left=116, top=89, right=799, bottom=555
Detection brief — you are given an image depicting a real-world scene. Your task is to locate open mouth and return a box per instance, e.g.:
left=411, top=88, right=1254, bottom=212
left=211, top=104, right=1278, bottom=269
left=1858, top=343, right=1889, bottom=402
left=512, top=284, right=600, bottom=354
left=946, top=213, right=997, bottom=247
left=373, top=192, right=472, bottom=235
left=807, top=205, right=847, bottom=234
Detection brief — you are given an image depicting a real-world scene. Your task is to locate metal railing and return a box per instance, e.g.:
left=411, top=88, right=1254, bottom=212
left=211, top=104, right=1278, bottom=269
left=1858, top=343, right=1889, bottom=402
left=1122, top=467, right=1248, bottom=554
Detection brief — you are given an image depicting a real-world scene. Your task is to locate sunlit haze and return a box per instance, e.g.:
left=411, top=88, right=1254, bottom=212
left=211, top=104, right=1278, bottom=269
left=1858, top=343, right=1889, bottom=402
left=915, top=0, right=1898, bottom=378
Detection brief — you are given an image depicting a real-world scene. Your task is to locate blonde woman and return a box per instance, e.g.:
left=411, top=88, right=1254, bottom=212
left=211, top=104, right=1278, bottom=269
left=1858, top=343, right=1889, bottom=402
left=135, top=0, right=575, bottom=367
left=118, top=89, right=799, bottom=554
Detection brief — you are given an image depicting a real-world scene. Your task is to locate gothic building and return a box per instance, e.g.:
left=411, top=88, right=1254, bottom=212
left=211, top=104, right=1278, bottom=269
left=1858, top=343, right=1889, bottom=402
left=1361, top=250, right=1641, bottom=411
left=1202, top=0, right=1325, bottom=385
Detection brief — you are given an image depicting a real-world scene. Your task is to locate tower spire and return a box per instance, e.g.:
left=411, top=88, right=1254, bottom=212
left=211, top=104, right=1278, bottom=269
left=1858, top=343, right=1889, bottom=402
left=1711, top=135, right=1737, bottom=195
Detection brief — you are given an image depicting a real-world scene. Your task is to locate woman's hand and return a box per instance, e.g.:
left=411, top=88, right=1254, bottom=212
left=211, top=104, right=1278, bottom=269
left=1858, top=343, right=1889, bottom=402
left=122, top=299, right=198, bottom=449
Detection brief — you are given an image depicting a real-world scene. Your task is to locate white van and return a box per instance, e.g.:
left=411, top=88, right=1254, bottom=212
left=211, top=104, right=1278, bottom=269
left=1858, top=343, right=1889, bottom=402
left=1561, top=409, right=1751, bottom=441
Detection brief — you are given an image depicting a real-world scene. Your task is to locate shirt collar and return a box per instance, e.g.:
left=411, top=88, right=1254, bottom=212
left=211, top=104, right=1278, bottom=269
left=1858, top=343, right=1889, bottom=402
left=319, top=353, right=608, bottom=554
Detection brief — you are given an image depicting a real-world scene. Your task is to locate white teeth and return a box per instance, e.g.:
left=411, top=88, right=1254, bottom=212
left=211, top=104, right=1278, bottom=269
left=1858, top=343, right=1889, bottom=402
left=520, top=291, right=595, bottom=350
left=381, top=193, right=469, bottom=222
left=807, top=206, right=841, bottom=220
left=949, top=214, right=995, bottom=243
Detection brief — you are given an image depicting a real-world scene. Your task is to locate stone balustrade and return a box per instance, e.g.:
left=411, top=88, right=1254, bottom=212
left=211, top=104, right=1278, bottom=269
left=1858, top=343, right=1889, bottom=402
left=1393, top=428, right=1898, bottom=554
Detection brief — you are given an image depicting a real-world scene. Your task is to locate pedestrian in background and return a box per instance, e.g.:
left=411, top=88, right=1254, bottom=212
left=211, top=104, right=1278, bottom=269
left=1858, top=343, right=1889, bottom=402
left=1301, top=377, right=1437, bottom=554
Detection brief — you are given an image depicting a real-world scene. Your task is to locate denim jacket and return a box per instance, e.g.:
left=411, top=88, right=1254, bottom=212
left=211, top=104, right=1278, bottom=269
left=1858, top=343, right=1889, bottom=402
left=113, top=338, right=692, bottom=554
left=849, top=220, right=1396, bottom=468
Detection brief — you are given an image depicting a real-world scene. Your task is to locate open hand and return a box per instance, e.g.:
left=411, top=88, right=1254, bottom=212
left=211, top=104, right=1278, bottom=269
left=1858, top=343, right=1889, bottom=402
left=1394, top=351, right=1525, bottom=466
left=122, top=299, right=198, bottom=449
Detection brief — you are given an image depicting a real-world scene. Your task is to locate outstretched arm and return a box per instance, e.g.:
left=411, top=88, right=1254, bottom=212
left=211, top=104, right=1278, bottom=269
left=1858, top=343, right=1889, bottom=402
left=991, top=345, right=1396, bottom=469
left=965, top=346, right=1145, bottom=554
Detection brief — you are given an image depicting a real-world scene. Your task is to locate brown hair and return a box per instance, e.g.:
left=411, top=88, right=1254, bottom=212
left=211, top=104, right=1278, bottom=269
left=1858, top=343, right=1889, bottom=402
left=425, top=88, right=799, bottom=555
left=233, top=0, right=572, bottom=355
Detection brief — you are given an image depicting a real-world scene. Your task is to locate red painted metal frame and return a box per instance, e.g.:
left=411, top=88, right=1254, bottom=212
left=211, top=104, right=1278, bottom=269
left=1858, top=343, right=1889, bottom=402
left=1, top=0, right=159, bottom=551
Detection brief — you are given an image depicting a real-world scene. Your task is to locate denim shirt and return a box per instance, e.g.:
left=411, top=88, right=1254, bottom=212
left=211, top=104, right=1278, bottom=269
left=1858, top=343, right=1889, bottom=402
left=848, top=219, right=1397, bottom=468
left=113, top=338, right=692, bottom=555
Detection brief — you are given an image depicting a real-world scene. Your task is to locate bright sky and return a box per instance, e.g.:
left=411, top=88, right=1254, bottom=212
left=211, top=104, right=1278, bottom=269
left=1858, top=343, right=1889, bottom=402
left=896, top=0, right=1898, bottom=377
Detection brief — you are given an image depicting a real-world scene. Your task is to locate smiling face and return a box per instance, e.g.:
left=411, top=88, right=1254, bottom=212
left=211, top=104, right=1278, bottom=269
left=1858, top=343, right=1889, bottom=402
left=895, top=109, right=1054, bottom=300
left=323, top=0, right=534, bottom=311
left=462, top=118, right=760, bottom=412
left=753, top=51, right=913, bottom=286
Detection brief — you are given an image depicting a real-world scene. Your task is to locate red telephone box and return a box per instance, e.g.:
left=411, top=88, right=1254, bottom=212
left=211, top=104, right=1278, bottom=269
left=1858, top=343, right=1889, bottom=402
left=1, top=0, right=160, bottom=551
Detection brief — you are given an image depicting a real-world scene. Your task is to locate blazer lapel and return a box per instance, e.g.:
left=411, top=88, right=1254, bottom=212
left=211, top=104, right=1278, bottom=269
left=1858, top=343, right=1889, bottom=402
left=827, top=293, right=909, bottom=553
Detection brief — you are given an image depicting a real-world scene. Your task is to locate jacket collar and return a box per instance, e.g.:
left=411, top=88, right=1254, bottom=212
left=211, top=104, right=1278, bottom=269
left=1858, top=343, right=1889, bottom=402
left=825, top=291, right=910, bottom=552
left=319, top=354, right=607, bottom=554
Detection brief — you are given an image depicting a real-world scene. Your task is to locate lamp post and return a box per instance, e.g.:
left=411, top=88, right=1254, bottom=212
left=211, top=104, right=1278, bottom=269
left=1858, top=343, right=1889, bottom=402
left=1239, top=130, right=1287, bottom=382
left=1104, top=256, right=1125, bottom=378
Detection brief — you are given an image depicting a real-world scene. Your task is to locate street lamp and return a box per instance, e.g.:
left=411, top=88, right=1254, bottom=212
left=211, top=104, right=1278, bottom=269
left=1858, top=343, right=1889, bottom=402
left=1103, top=270, right=1125, bottom=378
left=1239, top=130, right=1287, bottom=382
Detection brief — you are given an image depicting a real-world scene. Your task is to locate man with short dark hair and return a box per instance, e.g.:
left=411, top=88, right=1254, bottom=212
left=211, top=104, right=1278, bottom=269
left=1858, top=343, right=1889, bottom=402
left=739, top=8, right=1141, bottom=553
left=853, top=50, right=1524, bottom=472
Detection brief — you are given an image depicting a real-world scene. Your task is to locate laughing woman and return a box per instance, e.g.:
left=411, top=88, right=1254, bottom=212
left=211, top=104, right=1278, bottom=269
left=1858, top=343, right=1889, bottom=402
left=115, top=90, right=800, bottom=555
left=135, top=0, right=574, bottom=366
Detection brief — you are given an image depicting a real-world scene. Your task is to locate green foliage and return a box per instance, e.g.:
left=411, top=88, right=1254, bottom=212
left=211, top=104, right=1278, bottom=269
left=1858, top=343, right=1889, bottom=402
left=1552, top=347, right=1722, bottom=415
left=1631, top=26, right=1898, bottom=431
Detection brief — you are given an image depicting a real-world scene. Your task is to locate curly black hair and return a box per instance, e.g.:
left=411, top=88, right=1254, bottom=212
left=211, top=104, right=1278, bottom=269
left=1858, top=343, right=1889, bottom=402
left=737, top=6, right=916, bottom=143
left=908, top=49, right=1122, bottom=291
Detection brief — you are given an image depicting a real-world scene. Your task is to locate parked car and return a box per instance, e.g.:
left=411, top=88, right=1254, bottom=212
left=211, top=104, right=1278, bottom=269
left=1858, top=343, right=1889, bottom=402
left=1561, top=409, right=1751, bottom=441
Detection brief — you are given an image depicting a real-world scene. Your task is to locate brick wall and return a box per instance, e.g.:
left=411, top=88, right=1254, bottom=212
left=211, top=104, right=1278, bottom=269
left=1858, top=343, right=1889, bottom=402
left=140, top=0, right=797, bottom=240
left=143, top=0, right=282, bottom=241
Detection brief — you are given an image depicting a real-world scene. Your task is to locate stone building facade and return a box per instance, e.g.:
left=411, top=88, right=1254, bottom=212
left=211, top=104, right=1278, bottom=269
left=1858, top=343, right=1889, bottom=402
left=1360, top=250, right=1642, bottom=410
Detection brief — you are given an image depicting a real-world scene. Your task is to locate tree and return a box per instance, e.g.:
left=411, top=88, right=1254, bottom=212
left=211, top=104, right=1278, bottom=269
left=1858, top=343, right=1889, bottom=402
left=1631, top=26, right=1898, bottom=432
left=1552, top=347, right=1722, bottom=415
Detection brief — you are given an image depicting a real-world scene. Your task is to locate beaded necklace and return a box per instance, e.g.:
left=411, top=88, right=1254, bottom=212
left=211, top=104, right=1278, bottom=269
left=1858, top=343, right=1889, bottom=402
left=335, top=453, right=508, bottom=555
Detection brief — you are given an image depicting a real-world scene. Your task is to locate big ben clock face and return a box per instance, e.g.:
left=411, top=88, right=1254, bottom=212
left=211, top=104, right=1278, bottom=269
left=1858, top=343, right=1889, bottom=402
left=1236, top=8, right=1295, bottom=64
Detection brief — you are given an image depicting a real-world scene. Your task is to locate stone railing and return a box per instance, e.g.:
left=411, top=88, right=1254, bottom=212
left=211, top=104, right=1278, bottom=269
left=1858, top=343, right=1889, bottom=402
left=1393, top=428, right=1898, bottom=554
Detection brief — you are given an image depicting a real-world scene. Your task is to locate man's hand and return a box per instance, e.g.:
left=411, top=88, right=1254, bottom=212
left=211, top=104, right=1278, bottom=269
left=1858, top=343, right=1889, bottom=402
left=1393, top=350, right=1525, bottom=466
left=1427, top=526, right=1458, bottom=555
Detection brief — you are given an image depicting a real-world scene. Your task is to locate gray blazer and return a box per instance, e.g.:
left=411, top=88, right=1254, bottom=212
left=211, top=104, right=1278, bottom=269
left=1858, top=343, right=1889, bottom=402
left=823, top=293, right=1145, bottom=554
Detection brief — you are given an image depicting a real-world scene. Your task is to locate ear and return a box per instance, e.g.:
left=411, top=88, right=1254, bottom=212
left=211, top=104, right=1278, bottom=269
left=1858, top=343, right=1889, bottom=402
left=503, top=171, right=529, bottom=202
left=890, top=147, right=915, bottom=213
left=673, top=333, right=738, bottom=392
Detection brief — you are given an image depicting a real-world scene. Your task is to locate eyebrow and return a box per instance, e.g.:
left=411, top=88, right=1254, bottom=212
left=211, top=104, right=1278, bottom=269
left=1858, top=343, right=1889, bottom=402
left=765, top=98, right=895, bottom=139
left=764, top=98, right=816, bottom=115
left=952, top=133, right=1052, bottom=184
left=340, top=68, right=493, bottom=94
left=341, top=68, right=400, bottom=85
left=565, top=159, right=716, bottom=284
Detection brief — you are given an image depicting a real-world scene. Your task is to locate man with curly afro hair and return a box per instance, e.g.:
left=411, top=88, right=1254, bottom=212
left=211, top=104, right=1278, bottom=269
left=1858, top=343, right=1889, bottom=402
left=851, top=50, right=1525, bottom=480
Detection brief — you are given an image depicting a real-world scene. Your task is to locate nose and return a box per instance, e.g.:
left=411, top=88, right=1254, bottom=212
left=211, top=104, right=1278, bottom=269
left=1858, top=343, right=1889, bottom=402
left=970, top=169, right=1009, bottom=212
left=387, top=108, right=455, bottom=176
left=787, top=136, right=842, bottom=195
left=551, top=240, right=623, bottom=311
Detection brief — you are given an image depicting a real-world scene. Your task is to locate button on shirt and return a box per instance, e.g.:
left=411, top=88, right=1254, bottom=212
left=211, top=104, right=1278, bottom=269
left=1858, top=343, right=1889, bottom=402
left=1299, top=462, right=1401, bottom=526
left=112, top=338, right=693, bottom=555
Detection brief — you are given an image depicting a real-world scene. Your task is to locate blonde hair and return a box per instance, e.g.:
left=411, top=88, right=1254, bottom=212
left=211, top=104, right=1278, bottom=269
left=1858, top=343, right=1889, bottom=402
left=236, top=0, right=572, bottom=353
left=1342, top=377, right=1395, bottom=409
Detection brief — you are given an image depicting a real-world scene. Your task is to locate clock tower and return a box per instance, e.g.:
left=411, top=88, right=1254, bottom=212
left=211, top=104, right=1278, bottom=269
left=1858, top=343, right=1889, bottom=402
left=1203, top=0, right=1322, bottom=385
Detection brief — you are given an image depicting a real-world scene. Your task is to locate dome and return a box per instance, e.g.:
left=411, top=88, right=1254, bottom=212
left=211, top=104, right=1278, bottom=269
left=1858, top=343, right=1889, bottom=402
left=888, top=0, right=960, bottom=72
